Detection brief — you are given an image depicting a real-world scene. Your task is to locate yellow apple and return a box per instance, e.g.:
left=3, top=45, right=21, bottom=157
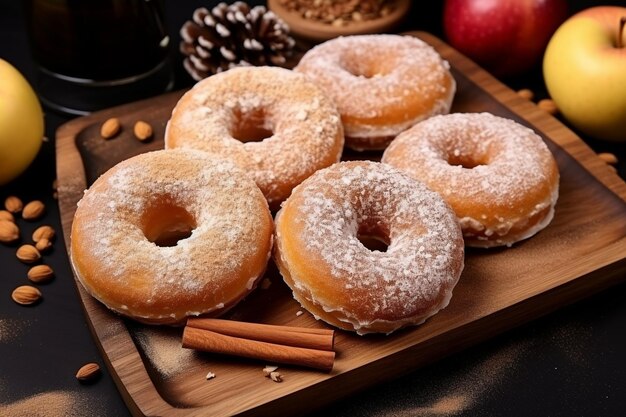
left=543, top=6, right=626, bottom=142
left=0, top=59, right=44, bottom=185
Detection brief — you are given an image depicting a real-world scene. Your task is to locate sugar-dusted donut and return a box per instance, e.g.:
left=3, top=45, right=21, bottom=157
left=165, top=66, right=344, bottom=210
left=274, top=161, right=464, bottom=335
left=383, top=113, right=560, bottom=248
left=295, top=34, right=455, bottom=151
left=70, top=149, right=273, bottom=324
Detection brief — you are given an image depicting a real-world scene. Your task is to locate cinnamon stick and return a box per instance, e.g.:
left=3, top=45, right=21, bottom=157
left=186, top=317, right=335, bottom=351
left=182, top=326, right=335, bottom=372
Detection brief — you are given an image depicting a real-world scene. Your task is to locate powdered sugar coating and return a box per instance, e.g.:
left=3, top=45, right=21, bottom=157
left=295, top=34, right=455, bottom=150
left=70, top=149, right=273, bottom=324
left=383, top=113, right=560, bottom=247
left=165, top=66, right=344, bottom=209
left=274, top=161, right=464, bottom=335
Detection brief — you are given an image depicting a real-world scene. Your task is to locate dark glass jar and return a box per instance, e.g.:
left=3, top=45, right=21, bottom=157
left=24, top=0, right=173, bottom=115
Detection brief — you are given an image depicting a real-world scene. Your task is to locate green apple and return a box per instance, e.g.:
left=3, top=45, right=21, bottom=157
left=543, top=6, right=626, bottom=142
left=0, top=59, right=44, bottom=185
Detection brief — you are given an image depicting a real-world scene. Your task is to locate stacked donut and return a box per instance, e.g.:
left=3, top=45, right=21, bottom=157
left=71, top=34, right=559, bottom=335
left=294, top=34, right=456, bottom=151
left=165, top=66, right=345, bottom=210
left=72, top=66, right=344, bottom=324
left=382, top=113, right=560, bottom=248
left=71, top=150, right=274, bottom=325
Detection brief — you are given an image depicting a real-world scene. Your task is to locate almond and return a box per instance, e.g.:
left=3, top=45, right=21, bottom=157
left=16, top=244, right=41, bottom=264
left=35, top=238, right=52, bottom=253
left=538, top=98, right=558, bottom=115
left=27, top=264, right=54, bottom=283
left=76, top=362, right=101, bottom=383
left=516, top=88, right=534, bottom=101
left=133, top=121, right=153, bottom=141
left=0, top=220, right=19, bottom=243
left=35, top=238, right=52, bottom=252
left=101, top=117, right=121, bottom=139
left=598, top=152, right=618, bottom=166
left=22, top=200, right=45, bottom=221
left=12, top=285, right=42, bottom=305
left=4, top=196, right=23, bottom=213
left=32, top=225, right=55, bottom=242
left=0, top=210, right=14, bottom=222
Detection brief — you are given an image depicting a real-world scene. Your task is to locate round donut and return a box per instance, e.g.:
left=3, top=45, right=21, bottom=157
left=274, top=161, right=464, bottom=335
left=382, top=113, right=560, bottom=248
left=165, top=66, right=344, bottom=210
left=70, top=149, right=273, bottom=325
left=294, top=34, right=456, bottom=151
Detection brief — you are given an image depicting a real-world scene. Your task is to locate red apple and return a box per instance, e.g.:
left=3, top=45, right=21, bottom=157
left=443, top=0, right=568, bottom=77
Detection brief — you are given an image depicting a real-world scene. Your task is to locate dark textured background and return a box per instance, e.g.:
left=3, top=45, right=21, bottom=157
left=1, top=1, right=625, bottom=416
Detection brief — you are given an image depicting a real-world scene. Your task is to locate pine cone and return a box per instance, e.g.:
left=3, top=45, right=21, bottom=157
left=180, top=2, right=296, bottom=81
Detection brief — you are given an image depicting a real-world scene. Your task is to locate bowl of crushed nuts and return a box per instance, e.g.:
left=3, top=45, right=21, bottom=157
left=268, top=0, right=411, bottom=41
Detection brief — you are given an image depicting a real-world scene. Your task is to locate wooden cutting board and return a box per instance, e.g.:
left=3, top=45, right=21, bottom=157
left=55, top=32, right=626, bottom=417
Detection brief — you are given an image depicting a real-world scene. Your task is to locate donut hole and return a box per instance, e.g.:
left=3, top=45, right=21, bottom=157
left=341, top=55, right=391, bottom=79
left=141, top=202, right=197, bottom=247
left=230, top=107, right=274, bottom=143
left=447, top=153, right=487, bottom=169
left=357, top=222, right=390, bottom=252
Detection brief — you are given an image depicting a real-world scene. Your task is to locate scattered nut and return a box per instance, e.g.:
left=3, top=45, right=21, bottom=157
left=516, top=88, right=534, bottom=101
left=598, top=152, right=618, bottom=166
left=16, top=244, right=41, bottom=264
left=100, top=117, right=121, bottom=139
left=22, top=200, right=45, bottom=221
left=133, top=121, right=153, bottom=141
left=4, top=196, right=23, bottom=213
left=538, top=98, right=558, bottom=115
left=27, top=264, right=55, bottom=284
left=35, top=238, right=52, bottom=253
left=263, top=365, right=279, bottom=377
left=76, top=362, right=101, bottom=383
left=0, top=220, right=19, bottom=243
left=12, top=285, right=42, bottom=305
left=206, top=371, right=216, bottom=380
left=32, top=225, right=55, bottom=242
left=0, top=210, right=14, bottom=222
left=269, top=371, right=283, bottom=382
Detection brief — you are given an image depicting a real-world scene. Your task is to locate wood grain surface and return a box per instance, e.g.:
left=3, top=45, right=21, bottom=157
left=55, top=32, right=626, bottom=417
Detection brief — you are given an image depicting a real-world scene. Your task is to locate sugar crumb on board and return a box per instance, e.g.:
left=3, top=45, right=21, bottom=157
left=134, top=327, right=194, bottom=378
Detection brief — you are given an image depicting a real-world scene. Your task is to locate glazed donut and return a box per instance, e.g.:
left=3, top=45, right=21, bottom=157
left=274, top=161, right=464, bottom=335
left=70, top=149, right=273, bottom=325
left=165, top=66, right=344, bottom=210
left=382, top=113, right=560, bottom=248
left=294, top=34, right=456, bottom=151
